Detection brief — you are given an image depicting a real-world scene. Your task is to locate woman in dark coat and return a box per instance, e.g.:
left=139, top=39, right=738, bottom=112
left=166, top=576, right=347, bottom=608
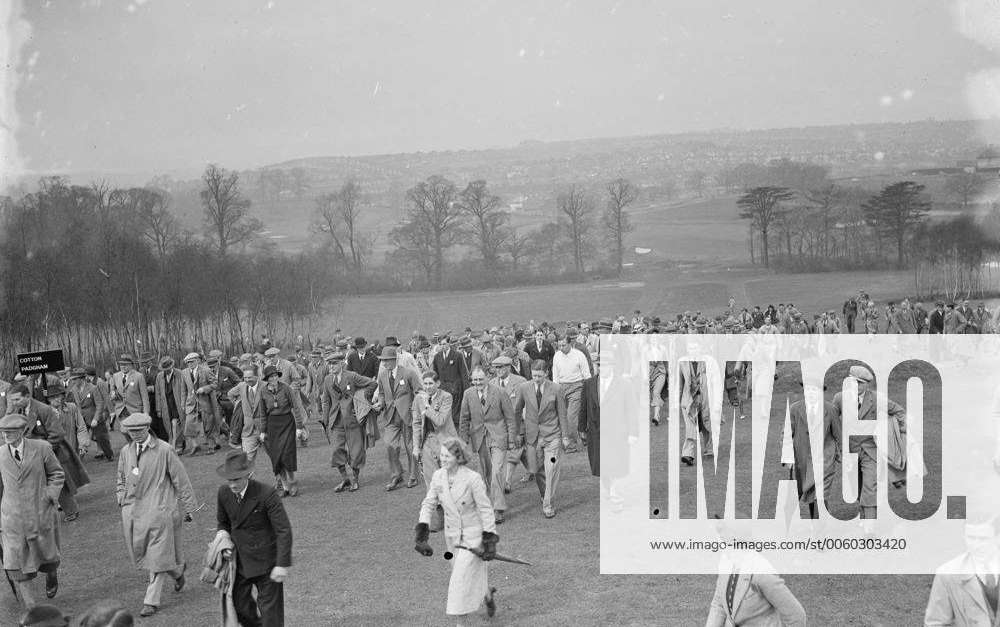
left=259, top=365, right=303, bottom=497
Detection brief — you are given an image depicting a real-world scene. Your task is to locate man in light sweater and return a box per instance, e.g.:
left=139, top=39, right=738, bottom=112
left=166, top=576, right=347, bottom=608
left=552, top=335, right=591, bottom=453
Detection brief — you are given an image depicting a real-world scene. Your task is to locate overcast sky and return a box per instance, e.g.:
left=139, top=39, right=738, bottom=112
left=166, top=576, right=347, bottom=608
left=10, top=0, right=998, bottom=175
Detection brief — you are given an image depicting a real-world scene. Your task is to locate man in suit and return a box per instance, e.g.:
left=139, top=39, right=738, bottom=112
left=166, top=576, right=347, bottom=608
left=706, top=519, right=807, bottom=626
left=320, top=351, right=377, bottom=492
left=458, top=335, right=486, bottom=376
left=524, top=330, right=555, bottom=378
left=0, top=413, right=65, bottom=609
left=432, top=336, right=470, bottom=431
left=372, top=346, right=423, bottom=491
left=68, top=367, right=114, bottom=461
left=305, top=349, right=328, bottom=430
left=679, top=355, right=713, bottom=467
left=228, top=367, right=267, bottom=467
left=136, top=352, right=165, bottom=442
left=460, top=366, right=516, bottom=524
left=513, top=360, right=565, bottom=519
left=842, top=294, right=859, bottom=334
left=181, top=352, right=221, bottom=455
left=782, top=382, right=841, bottom=528
left=832, top=365, right=906, bottom=534
left=346, top=337, right=379, bottom=379
left=208, top=350, right=241, bottom=437
left=411, top=371, right=456, bottom=531
left=110, top=354, right=151, bottom=429
left=215, top=449, right=292, bottom=627
left=154, top=357, right=188, bottom=452
left=929, top=301, right=946, bottom=334
left=492, top=356, right=530, bottom=493
left=925, top=516, right=1000, bottom=626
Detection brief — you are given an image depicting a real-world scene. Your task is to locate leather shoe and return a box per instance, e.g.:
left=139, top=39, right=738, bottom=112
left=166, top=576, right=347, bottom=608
left=140, top=605, right=157, bottom=617
left=495, top=511, right=505, bottom=525
left=349, top=478, right=359, bottom=492
left=406, top=476, right=418, bottom=488
left=385, top=475, right=403, bottom=491
left=543, top=506, right=556, bottom=519
left=333, top=480, right=351, bottom=493
left=45, top=571, right=58, bottom=598
left=681, top=456, right=694, bottom=466
left=174, top=563, right=187, bottom=592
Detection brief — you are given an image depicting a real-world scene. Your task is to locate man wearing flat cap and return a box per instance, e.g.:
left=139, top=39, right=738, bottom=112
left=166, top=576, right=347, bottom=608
left=215, top=448, right=292, bottom=626
left=831, top=365, right=907, bottom=534
left=320, top=351, right=377, bottom=492
left=154, top=356, right=188, bottom=452
left=181, top=352, right=221, bottom=456
left=208, top=350, right=241, bottom=440
left=116, top=412, right=199, bottom=618
left=0, top=413, right=65, bottom=609
left=110, top=354, right=151, bottom=431
left=305, top=349, right=329, bottom=436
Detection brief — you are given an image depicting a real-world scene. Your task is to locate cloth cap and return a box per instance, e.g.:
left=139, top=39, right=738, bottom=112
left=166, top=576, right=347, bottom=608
left=264, top=347, right=281, bottom=357
left=0, top=414, right=28, bottom=431
left=849, top=365, right=873, bottom=382
left=183, top=352, right=201, bottom=363
left=121, top=413, right=152, bottom=429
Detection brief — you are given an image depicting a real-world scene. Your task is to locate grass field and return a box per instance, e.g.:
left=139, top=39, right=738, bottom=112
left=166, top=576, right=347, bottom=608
left=0, top=419, right=934, bottom=626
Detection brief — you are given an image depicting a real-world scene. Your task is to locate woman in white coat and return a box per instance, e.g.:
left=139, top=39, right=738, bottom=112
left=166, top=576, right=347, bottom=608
left=414, top=436, right=499, bottom=625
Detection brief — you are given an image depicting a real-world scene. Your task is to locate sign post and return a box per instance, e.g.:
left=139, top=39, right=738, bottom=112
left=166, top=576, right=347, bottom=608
left=16, top=350, right=65, bottom=375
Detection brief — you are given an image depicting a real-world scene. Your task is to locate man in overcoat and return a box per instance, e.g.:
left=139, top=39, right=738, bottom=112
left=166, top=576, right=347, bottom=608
left=215, top=449, right=293, bottom=627
left=116, top=413, right=199, bottom=618
left=0, top=413, right=65, bottom=608
left=460, top=366, right=516, bottom=524
left=154, top=356, right=188, bottom=452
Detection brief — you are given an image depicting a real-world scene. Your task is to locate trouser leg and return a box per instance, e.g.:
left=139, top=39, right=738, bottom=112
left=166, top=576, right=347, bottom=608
left=540, top=438, right=561, bottom=510
left=488, top=445, right=506, bottom=511
left=232, top=570, right=264, bottom=627
left=58, top=488, right=78, bottom=517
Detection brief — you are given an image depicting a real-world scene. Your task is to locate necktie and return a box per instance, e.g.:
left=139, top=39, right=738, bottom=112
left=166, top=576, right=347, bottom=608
left=236, top=493, right=243, bottom=505
left=12, top=447, right=20, bottom=462
left=136, top=443, right=143, bottom=462
left=480, top=390, right=487, bottom=409
left=388, top=371, right=396, bottom=395
left=726, top=570, right=740, bottom=613
left=500, top=378, right=506, bottom=389
left=536, top=384, right=542, bottom=407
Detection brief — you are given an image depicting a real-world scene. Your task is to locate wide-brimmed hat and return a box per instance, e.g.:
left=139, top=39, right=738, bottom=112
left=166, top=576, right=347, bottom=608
left=262, top=365, right=281, bottom=380
left=384, top=336, right=401, bottom=347
left=0, top=414, right=28, bottom=431
left=121, top=413, right=152, bottom=429
left=378, top=347, right=398, bottom=361
left=216, top=449, right=253, bottom=480
left=159, top=356, right=175, bottom=369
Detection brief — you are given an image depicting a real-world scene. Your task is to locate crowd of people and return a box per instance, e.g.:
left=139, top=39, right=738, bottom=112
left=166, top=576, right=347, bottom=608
left=0, top=289, right=998, bottom=625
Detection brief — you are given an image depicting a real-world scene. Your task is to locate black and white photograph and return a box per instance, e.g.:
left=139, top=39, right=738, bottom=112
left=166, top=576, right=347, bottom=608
left=2, top=0, right=1000, bottom=624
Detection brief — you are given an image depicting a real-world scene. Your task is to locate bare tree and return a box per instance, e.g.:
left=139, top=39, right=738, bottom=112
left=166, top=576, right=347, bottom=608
left=336, top=180, right=372, bottom=270
left=502, top=227, right=532, bottom=273
left=557, top=185, right=594, bottom=276
left=603, top=178, right=637, bottom=276
left=403, top=175, right=464, bottom=289
left=737, top=186, right=794, bottom=269
left=134, top=188, right=180, bottom=258
left=458, top=180, right=508, bottom=285
left=312, top=192, right=349, bottom=264
left=200, top=164, right=262, bottom=256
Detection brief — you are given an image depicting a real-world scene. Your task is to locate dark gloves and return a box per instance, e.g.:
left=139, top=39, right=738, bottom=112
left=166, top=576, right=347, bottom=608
left=414, top=522, right=433, bottom=557
left=481, top=531, right=499, bottom=561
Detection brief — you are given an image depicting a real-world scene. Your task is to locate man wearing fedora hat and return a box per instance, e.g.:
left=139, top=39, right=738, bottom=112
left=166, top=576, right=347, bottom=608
left=68, top=366, right=115, bottom=461
left=372, top=346, right=424, bottom=491
left=215, top=449, right=292, bottom=626
left=831, top=365, right=907, bottom=534
left=383, top=336, right=419, bottom=374
left=116, top=412, right=198, bottom=618
left=321, top=351, right=377, bottom=492
left=0, top=413, right=65, bottom=608
left=110, top=354, right=151, bottom=431
left=154, top=356, right=188, bottom=452
left=347, top=338, right=379, bottom=379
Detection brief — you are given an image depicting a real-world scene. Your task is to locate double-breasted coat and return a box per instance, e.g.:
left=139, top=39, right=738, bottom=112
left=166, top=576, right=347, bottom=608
left=116, top=436, right=198, bottom=573
left=0, top=439, right=65, bottom=574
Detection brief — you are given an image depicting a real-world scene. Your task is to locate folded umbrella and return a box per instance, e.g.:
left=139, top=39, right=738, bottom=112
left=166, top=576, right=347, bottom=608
left=456, top=544, right=531, bottom=566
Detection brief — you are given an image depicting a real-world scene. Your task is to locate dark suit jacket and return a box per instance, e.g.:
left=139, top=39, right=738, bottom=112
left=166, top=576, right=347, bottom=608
left=929, top=309, right=945, bottom=334
left=580, top=375, right=600, bottom=476
left=524, top=340, right=555, bottom=373
left=216, top=480, right=292, bottom=578
left=432, top=349, right=469, bottom=397
left=788, top=400, right=840, bottom=505
left=348, top=349, right=379, bottom=379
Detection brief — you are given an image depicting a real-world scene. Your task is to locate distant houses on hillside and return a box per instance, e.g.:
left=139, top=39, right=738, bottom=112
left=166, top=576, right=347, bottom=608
left=910, top=146, right=1000, bottom=177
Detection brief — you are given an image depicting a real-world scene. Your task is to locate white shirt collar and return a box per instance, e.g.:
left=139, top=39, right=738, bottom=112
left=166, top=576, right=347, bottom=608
left=237, top=483, right=249, bottom=500
left=9, top=440, right=24, bottom=457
